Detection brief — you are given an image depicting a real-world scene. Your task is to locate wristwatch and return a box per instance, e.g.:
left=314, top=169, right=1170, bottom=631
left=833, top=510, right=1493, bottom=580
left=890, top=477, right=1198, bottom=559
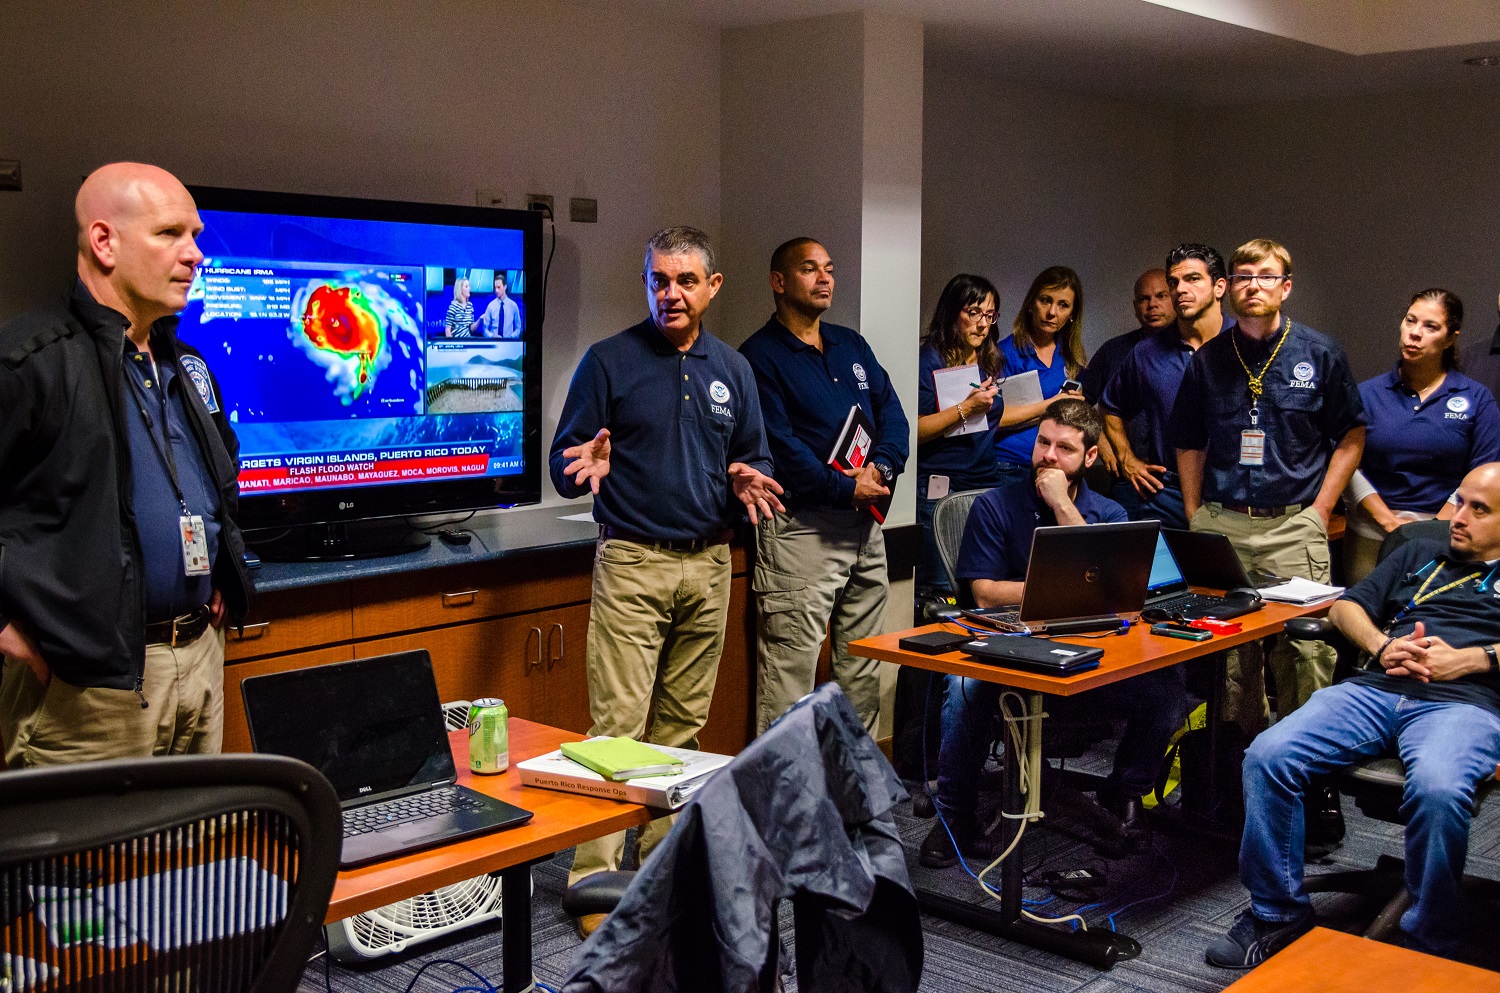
left=1484, top=644, right=1499, bottom=674
left=872, top=461, right=896, bottom=486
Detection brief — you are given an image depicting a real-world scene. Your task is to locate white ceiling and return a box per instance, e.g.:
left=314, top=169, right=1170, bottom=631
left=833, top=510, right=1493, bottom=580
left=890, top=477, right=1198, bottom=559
left=627, top=0, right=1500, bottom=103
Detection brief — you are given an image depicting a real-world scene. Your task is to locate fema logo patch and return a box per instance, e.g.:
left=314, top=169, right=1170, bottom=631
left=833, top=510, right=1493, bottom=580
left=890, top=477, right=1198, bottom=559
left=1292, top=361, right=1315, bottom=383
left=1447, top=395, right=1471, bottom=414
left=179, top=354, right=219, bottom=413
left=709, top=380, right=731, bottom=404
left=852, top=363, right=867, bottom=383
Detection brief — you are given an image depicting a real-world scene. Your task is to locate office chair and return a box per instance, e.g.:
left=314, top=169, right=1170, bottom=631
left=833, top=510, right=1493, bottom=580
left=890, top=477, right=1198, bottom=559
left=931, top=488, right=989, bottom=603
left=0, top=753, right=342, bottom=993
left=1283, top=517, right=1500, bottom=940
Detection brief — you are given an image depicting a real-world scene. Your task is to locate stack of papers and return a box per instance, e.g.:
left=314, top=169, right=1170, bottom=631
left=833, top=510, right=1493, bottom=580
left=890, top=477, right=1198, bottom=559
left=517, top=740, right=732, bottom=809
left=1259, top=577, right=1345, bottom=604
left=931, top=363, right=988, bottom=437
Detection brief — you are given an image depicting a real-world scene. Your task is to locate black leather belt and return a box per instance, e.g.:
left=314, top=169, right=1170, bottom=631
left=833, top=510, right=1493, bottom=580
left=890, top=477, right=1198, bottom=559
left=599, top=526, right=734, bottom=553
left=144, top=606, right=210, bottom=647
left=1216, top=502, right=1302, bottom=519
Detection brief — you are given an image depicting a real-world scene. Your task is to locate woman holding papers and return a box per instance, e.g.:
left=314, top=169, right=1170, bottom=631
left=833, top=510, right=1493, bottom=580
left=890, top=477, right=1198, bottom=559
left=993, top=266, right=1089, bottom=482
left=1344, top=288, right=1500, bottom=581
left=916, top=274, right=1004, bottom=590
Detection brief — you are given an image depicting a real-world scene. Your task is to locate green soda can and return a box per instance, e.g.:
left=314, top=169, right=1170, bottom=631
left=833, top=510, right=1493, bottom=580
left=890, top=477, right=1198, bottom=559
left=467, top=697, right=509, bottom=774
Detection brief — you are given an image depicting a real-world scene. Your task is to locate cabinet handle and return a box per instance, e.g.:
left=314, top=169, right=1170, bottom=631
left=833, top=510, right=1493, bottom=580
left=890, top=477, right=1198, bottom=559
left=547, top=623, right=565, bottom=670
left=526, top=627, right=543, bottom=670
left=441, top=589, right=479, bottom=607
left=232, top=621, right=270, bottom=640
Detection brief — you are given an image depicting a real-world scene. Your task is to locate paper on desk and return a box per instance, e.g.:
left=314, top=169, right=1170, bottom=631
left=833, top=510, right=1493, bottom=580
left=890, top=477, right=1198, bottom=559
left=1259, top=577, right=1345, bottom=605
left=558, top=512, right=598, bottom=523
left=933, top=363, right=987, bottom=437
left=998, top=369, right=1043, bottom=410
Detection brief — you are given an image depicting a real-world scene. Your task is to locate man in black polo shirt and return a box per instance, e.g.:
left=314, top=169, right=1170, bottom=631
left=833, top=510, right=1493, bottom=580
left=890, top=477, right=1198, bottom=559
left=1208, top=462, right=1500, bottom=967
left=1168, top=238, right=1365, bottom=733
left=739, top=237, right=909, bottom=734
left=550, top=226, right=781, bottom=900
left=0, top=163, right=252, bottom=767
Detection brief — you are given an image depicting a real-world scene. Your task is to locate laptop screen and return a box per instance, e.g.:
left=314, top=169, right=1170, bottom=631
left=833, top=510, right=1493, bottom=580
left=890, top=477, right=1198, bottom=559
left=241, top=651, right=457, bottom=803
left=1146, top=533, right=1186, bottom=593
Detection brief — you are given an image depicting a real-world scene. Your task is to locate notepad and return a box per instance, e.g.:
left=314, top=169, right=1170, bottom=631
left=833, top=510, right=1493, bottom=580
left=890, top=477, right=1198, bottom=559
left=559, top=737, right=685, bottom=781
left=932, top=363, right=987, bottom=437
left=1259, top=577, right=1345, bottom=605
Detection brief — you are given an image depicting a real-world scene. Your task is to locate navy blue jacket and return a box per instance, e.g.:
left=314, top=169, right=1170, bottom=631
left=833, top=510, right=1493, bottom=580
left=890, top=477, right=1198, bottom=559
left=549, top=318, right=773, bottom=540
left=1167, top=320, right=1364, bottom=507
left=739, top=317, right=909, bottom=511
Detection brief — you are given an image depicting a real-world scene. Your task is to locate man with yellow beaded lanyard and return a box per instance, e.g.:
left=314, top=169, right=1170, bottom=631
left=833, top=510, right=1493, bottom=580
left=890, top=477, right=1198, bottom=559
left=1168, top=239, right=1365, bottom=737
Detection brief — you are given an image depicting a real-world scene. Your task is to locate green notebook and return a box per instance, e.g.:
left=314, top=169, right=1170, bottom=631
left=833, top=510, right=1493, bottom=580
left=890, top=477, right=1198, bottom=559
left=560, top=737, right=685, bottom=781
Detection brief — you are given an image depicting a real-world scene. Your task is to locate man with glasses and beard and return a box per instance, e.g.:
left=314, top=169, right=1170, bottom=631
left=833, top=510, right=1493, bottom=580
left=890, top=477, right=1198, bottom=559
left=918, top=398, right=1186, bottom=866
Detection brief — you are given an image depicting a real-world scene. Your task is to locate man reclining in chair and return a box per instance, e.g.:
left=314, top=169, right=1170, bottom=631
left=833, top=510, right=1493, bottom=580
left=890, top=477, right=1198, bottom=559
left=920, top=398, right=1187, bottom=866
left=1208, top=462, right=1500, bottom=968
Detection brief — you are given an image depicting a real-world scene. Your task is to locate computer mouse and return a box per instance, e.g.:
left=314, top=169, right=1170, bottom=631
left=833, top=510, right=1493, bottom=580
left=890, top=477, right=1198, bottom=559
left=1226, top=587, right=1264, bottom=604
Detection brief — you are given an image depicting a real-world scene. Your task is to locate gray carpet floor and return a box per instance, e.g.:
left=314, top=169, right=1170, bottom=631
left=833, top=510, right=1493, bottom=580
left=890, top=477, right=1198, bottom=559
left=300, top=760, right=1500, bottom=993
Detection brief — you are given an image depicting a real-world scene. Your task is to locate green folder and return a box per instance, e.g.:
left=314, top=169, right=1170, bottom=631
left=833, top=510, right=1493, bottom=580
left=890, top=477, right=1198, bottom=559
left=560, top=737, right=685, bottom=781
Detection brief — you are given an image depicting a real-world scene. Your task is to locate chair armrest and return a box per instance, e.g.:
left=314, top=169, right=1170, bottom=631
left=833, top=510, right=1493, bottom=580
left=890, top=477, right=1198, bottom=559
left=1284, top=617, right=1334, bottom=641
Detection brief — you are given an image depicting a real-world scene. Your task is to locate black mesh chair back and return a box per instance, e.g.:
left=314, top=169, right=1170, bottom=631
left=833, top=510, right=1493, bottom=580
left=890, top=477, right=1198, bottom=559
left=0, top=754, right=341, bottom=993
left=932, top=488, right=988, bottom=603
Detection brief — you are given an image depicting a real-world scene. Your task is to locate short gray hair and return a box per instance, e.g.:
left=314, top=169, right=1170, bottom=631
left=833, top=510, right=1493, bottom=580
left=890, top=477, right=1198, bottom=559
left=644, top=226, right=716, bottom=276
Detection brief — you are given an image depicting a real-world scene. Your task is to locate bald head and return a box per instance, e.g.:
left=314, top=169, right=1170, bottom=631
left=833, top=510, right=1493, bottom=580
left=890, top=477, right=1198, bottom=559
left=1132, top=268, right=1172, bottom=329
left=74, top=163, right=203, bottom=335
left=1449, top=463, right=1500, bottom=562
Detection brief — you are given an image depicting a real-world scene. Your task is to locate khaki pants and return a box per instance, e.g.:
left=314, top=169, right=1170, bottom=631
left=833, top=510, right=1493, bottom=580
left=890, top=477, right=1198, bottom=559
left=1, top=626, right=225, bottom=769
left=1190, top=503, right=1337, bottom=735
left=569, top=538, right=731, bottom=886
left=752, top=506, right=887, bottom=735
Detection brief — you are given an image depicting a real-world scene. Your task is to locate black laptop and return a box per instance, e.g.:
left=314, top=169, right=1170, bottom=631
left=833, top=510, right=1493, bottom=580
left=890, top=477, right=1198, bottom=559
left=1143, top=533, right=1260, bottom=619
left=241, top=650, right=534, bottom=869
left=962, top=520, right=1161, bottom=634
left=1160, top=529, right=1288, bottom=590
left=962, top=635, right=1104, bottom=675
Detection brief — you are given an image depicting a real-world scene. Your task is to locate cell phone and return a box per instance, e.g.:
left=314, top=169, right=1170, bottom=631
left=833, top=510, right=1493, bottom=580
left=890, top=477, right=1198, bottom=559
left=1062, top=378, right=1082, bottom=393
left=1151, top=622, right=1212, bottom=641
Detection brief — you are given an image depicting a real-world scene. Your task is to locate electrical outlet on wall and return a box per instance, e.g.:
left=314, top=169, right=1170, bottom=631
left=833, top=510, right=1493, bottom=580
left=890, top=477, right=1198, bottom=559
left=525, top=193, right=554, bottom=215
left=475, top=188, right=506, bottom=208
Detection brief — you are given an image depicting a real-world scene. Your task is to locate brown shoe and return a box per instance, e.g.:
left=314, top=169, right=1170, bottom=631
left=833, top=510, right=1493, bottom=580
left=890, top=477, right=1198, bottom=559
left=575, top=912, right=607, bottom=939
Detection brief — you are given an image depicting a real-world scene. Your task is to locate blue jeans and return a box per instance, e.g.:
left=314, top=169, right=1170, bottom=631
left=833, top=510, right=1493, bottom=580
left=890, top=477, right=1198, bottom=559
left=993, top=460, right=1032, bottom=488
left=1114, top=475, right=1187, bottom=531
left=916, top=493, right=949, bottom=593
left=934, top=666, right=1187, bottom=817
left=1240, top=680, right=1500, bottom=954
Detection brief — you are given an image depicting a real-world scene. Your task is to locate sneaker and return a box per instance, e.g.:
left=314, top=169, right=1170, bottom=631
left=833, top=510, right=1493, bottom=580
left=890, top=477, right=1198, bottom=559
left=1204, top=909, right=1314, bottom=969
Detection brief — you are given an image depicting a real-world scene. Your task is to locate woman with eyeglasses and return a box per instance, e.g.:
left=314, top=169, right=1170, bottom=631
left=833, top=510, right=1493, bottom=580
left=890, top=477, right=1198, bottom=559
left=1344, top=288, right=1500, bottom=581
left=915, top=274, right=1004, bottom=590
left=992, top=266, right=1088, bottom=482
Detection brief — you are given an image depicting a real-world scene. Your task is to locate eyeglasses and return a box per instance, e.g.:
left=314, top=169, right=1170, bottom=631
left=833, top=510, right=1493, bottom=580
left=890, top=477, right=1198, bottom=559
left=1228, top=274, right=1289, bottom=288
left=961, top=307, right=998, bottom=325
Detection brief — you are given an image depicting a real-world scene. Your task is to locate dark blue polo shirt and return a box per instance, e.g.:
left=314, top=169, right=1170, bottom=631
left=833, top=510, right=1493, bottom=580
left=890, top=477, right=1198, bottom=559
left=955, top=476, right=1126, bottom=584
left=994, top=335, right=1071, bottom=467
left=1358, top=368, right=1500, bottom=512
left=739, top=317, right=909, bottom=511
left=1101, top=318, right=1234, bottom=472
left=1342, top=539, right=1500, bottom=716
left=549, top=318, right=773, bottom=540
left=1080, top=326, right=1149, bottom=406
left=122, top=340, right=221, bottom=621
left=1167, top=320, right=1365, bottom=507
left=916, top=343, right=1002, bottom=494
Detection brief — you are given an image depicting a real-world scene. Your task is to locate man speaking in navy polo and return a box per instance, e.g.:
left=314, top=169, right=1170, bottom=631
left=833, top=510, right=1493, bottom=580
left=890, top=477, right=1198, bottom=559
left=739, top=237, right=910, bottom=734
left=549, top=227, right=783, bottom=913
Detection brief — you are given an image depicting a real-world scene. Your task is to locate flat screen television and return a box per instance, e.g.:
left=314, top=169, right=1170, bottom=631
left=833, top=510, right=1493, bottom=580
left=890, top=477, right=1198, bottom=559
left=177, top=187, right=544, bottom=559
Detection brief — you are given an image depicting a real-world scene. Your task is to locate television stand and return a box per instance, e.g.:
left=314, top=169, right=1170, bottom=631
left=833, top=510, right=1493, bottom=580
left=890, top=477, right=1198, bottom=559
left=247, top=520, right=431, bottom=562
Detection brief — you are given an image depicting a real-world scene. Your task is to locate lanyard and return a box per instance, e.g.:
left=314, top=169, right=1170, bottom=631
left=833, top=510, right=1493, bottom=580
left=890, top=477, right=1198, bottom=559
left=1230, top=316, right=1290, bottom=427
left=123, top=350, right=191, bottom=516
left=1388, top=558, right=1487, bottom=627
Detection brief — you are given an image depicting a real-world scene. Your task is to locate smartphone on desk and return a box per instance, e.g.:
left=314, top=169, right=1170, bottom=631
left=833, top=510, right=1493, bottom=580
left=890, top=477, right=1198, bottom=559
left=1151, top=621, right=1212, bottom=642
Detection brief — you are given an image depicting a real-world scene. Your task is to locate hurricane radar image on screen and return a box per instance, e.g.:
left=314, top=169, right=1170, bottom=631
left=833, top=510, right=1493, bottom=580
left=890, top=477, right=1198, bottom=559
left=293, top=275, right=419, bottom=405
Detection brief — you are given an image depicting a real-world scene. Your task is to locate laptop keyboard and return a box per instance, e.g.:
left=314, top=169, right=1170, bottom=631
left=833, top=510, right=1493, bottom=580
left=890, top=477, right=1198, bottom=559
left=1150, top=591, right=1223, bottom=614
left=343, top=787, right=487, bottom=837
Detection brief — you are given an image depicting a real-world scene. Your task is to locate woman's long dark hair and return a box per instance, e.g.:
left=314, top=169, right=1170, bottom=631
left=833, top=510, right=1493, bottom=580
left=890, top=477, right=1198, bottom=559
left=924, top=273, right=1001, bottom=379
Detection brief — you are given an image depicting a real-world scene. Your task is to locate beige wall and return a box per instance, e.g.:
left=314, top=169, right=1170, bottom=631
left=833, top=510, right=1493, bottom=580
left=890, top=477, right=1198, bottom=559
left=0, top=0, right=721, bottom=508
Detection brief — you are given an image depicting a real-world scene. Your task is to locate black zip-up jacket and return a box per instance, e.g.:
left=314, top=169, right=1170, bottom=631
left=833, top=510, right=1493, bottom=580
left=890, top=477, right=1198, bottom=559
left=0, top=284, right=253, bottom=690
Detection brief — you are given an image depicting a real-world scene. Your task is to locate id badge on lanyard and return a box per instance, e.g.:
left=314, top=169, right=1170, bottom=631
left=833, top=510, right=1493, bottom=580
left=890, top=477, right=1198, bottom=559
left=1240, top=404, right=1266, bottom=466
left=180, top=515, right=211, bottom=576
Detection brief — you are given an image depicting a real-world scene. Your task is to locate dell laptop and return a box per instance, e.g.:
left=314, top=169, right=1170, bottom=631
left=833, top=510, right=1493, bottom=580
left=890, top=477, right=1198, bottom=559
left=1160, top=529, right=1288, bottom=591
left=1143, top=533, right=1260, bottom=620
left=241, top=650, right=533, bottom=869
left=963, top=520, right=1160, bottom=634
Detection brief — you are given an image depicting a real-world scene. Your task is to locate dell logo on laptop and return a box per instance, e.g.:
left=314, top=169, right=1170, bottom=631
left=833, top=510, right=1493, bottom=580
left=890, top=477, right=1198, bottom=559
left=358, top=785, right=372, bottom=794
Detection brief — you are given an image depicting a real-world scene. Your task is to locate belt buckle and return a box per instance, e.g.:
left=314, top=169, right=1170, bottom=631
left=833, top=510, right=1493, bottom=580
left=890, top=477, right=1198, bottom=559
left=171, top=614, right=186, bottom=647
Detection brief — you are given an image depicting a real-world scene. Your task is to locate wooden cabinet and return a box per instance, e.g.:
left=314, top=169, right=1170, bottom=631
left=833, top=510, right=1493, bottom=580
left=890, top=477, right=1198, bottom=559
left=221, top=541, right=757, bottom=754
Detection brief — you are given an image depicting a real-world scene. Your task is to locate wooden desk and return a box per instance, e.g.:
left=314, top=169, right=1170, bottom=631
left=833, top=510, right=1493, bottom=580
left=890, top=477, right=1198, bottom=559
left=329, top=718, right=657, bottom=992
left=849, top=599, right=1330, bottom=970
left=1225, top=927, right=1497, bottom=992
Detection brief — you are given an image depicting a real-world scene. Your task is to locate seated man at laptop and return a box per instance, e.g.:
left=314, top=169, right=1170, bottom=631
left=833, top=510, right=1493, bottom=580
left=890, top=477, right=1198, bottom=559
left=1207, top=462, right=1500, bottom=968
left=921, top=399, right=1188, bottom=866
